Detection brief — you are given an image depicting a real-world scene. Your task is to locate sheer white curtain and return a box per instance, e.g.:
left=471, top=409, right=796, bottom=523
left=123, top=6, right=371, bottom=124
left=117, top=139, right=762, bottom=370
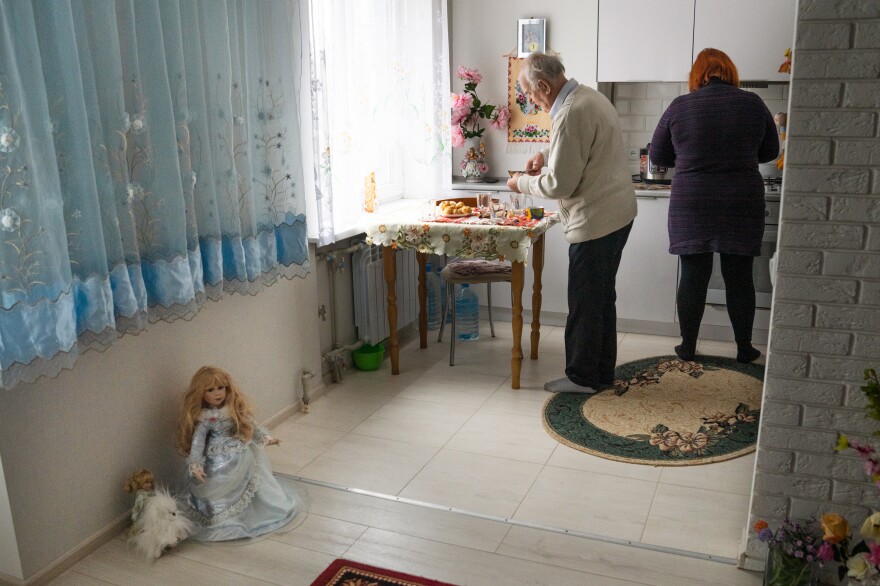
left=307, top=0, right=450, bottom=245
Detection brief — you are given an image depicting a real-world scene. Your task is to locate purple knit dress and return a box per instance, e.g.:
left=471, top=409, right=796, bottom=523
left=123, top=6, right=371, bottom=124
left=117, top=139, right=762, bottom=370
left=649, top=79, right=779, bottom=257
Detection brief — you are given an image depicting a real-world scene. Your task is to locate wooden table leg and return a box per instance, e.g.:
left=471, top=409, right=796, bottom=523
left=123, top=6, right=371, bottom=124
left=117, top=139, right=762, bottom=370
left=416, top=252, right=427, bottom=349
left=511, top=261, right=525, bottom=389
left=530, top=234, right=545, bottom=360
left=382, top=246, right=399, bottom=375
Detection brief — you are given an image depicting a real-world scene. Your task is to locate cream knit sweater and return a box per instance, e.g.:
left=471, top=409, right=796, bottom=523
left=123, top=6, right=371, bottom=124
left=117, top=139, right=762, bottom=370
left=516, top=84, right=637, bottom=243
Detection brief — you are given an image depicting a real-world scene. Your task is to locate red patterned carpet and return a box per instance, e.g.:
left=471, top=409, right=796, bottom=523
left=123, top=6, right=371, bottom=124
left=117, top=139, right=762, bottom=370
left=311, top=559, right=459, bottom=586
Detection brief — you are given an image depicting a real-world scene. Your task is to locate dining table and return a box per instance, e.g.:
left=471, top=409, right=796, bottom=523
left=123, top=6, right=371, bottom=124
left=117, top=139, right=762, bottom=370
left=364, top=199, right=560, bottom=389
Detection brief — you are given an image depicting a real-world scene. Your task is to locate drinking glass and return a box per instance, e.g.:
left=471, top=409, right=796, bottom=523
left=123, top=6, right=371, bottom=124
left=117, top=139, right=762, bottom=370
left=508, top=193, right=521, bottom=210
left=425, top=199, right=436, bottom=219
left=476, top=192, right=491, bottom=210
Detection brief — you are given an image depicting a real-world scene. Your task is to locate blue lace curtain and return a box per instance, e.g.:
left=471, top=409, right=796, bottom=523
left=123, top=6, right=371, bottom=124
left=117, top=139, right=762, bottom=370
left=0, top=0, right=309, bottom=389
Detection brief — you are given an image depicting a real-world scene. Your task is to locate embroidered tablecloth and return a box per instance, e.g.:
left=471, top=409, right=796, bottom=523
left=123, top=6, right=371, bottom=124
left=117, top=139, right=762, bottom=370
left=365, top=211, right=559, bottom=264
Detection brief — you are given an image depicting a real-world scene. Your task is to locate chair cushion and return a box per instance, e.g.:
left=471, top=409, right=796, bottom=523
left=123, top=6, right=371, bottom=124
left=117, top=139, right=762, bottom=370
left=441, top=260, right=512, bottom=284
left=446, top=260, right=511, bottom=276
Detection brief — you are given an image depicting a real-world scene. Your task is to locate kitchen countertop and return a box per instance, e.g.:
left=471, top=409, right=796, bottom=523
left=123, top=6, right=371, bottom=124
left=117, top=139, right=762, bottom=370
left=452, top=176, right=780, bottom=202
left=451, top=176, right=511, bottom=191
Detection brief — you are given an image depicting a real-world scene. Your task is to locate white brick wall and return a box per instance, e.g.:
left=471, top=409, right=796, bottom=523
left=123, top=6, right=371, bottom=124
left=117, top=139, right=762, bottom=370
left=611, top=82, right=789, bottom=174
left=745, top=0, right=880, bottom=577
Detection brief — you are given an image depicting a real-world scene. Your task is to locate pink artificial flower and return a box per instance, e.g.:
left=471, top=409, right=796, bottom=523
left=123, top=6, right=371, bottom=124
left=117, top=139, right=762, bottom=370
left=864, top=457, right=880, bottom=478
left=457, top=66, right=482, bottom=84
left=852, top=440, right=876, bottom=457
left=451, top=124, right=464, bottom=148
left=451, top=92, right=472, bottom=125
left=868, top=542, right=880, bottom=567
left=491, top=106, right=511, bottom=130
left=817, top=542, right=834, bottom=562
left=478, top=163, right=489, bottom=174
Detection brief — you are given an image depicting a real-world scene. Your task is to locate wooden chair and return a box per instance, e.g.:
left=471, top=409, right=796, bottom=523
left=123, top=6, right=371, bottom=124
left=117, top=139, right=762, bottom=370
left=438, top=259, right=512, bottom=366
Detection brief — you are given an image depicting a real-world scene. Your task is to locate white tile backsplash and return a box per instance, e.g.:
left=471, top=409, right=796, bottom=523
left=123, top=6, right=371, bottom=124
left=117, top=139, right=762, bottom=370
left=613, top=82, right=791, bottom=171
left=646, top=82, right=684, bottom=99
left=614, top=82, right=649, bottom=99
left=629, top=99, right=665, bottom=115
left=743, top=85, right=785, bottom=100
left=618, top=116, right=647, bottom=131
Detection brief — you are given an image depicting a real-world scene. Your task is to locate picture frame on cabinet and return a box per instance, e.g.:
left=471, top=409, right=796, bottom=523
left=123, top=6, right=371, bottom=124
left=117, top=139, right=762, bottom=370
left=517, top=18, right=546, bottom=58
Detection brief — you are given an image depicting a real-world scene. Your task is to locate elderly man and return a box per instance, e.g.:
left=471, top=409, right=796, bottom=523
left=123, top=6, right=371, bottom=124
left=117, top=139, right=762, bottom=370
left=507, top=52, right=636, bottom=394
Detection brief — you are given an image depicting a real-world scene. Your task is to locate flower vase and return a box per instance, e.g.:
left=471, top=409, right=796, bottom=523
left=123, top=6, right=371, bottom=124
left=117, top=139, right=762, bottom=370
left=461, top=136, right=489, bottom=182
left=763, top=547, right=819, bottom=586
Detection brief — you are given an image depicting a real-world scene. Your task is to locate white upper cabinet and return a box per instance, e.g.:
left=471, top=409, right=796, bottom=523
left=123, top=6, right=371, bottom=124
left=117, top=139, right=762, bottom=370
left=693, top=0, right=797, bottom=82
left=598, top=0, right=797, bottom=82
left=597, top=0, right=695, bottom=82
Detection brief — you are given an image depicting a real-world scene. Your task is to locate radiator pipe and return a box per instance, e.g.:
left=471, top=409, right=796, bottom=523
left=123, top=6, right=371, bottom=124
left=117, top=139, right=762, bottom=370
left=321, top=336, right=368, bottom=383
left=300, top=368, right=314, bottom=413
left=326, top=254, right=338, bottom=350
left=316, top=240, right=367, bottom=263
left=317, top=240, right=368, bottom=351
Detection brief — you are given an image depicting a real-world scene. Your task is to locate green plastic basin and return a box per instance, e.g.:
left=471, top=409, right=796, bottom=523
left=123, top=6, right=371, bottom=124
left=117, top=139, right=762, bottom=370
left=352, top=344, right=384, bottom=371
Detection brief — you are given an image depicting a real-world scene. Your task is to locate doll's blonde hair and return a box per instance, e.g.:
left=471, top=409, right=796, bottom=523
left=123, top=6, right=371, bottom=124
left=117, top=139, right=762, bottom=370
left=123, top=468, right=154, bottom=493
left=176, top=366, right=255, bottom=456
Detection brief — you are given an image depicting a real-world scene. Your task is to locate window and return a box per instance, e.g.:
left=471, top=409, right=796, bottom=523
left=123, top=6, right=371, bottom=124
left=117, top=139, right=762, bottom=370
left=305, top=0, right=451, bottom=244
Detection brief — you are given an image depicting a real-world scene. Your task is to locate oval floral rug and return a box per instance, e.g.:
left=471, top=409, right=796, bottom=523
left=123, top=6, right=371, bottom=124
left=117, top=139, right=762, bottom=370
left=542, top=355, right=764, bottom=466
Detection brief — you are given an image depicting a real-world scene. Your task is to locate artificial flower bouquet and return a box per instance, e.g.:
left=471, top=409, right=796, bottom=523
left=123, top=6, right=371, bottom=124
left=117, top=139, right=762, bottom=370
left=755, top=370, right=880, bottom=585
left=817, top=369, right=880, bottom=584
left=837, top=368, right=880, bottom=490
left=754, top=517, right=823, bottom=585
left=450, top=66, right=510, bottom=148
left=818, top=512, right=880, bottom=584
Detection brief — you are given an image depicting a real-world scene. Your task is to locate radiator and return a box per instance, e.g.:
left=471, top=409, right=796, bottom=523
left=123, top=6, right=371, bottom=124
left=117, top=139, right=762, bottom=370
left=352, top=246, right=419, bottom=344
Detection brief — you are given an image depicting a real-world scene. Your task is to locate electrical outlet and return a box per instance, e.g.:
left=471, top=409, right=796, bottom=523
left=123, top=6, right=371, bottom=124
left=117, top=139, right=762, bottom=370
left=628, top=148, right=639, bottom=161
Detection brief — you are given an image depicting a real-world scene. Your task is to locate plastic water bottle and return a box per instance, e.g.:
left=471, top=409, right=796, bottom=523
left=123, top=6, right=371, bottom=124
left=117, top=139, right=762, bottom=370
left=426, top=262, right=441, bottom=331
left=455, top=284, right=480, bottom=341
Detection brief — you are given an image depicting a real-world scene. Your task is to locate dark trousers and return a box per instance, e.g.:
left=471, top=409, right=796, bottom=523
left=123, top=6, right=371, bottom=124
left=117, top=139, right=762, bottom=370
left=677, top=252, right=756, bottom=346
left=565, top=221, right=633, bottom=388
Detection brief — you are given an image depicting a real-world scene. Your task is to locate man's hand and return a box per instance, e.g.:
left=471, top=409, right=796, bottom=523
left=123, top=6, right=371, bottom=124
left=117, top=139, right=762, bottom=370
left=525, top=152, right=545, bottom=175
left=507, top=173, right=522, bottom=193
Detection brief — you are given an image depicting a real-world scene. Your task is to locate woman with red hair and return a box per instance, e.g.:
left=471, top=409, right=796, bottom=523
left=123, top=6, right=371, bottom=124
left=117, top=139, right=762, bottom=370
left=650, top=48, right=779, bottom=364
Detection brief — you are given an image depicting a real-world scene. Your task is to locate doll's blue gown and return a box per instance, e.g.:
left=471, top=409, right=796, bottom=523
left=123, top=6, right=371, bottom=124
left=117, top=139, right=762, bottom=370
left=180, top=406, right=304, bottom=542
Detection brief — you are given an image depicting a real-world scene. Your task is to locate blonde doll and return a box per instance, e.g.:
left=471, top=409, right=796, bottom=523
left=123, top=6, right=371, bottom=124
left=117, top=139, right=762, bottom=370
left=177, top=366, right=303, bottom=541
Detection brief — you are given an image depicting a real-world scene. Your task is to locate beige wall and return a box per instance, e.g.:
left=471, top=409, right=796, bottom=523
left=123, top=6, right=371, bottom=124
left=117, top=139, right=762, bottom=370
left=449, top=0, right=600, bottom=178
left=0, top=253, right=322, bottom=580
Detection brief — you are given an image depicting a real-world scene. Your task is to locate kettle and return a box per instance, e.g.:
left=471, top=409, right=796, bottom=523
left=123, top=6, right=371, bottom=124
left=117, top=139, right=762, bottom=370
left=639, top=143, right=674, bottom=184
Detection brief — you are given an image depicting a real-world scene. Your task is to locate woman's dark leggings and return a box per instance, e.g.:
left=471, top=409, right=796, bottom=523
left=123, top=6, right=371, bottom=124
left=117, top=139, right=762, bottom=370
left=677, top=252, right=755, bottom=350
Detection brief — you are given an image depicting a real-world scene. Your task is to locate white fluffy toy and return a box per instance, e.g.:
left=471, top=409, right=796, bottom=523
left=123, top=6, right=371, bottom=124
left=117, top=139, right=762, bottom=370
left=123, top=469, right=194, bottom=560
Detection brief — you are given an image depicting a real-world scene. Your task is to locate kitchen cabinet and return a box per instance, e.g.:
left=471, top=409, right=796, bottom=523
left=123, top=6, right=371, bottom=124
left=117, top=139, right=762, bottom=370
left=597, top=0, right=695, bottom=82
left=597, top=0, right=797, bottom=82
left=693, top=0, right=796, bottom=82
left=616, top=195, right=678, bottom=323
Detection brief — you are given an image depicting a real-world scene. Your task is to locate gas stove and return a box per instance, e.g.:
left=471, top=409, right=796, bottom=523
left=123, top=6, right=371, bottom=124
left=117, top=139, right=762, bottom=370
left=764, top=177, right=782, bottom=194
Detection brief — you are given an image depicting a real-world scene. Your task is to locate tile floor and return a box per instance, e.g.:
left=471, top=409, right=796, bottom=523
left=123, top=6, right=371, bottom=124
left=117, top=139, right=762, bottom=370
left=54, top=326, right=766, bottom=585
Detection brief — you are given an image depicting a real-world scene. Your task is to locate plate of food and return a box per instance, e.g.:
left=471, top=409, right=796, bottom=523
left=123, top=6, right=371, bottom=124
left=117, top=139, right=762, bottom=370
left=438, top=201, right=473, bottom=217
